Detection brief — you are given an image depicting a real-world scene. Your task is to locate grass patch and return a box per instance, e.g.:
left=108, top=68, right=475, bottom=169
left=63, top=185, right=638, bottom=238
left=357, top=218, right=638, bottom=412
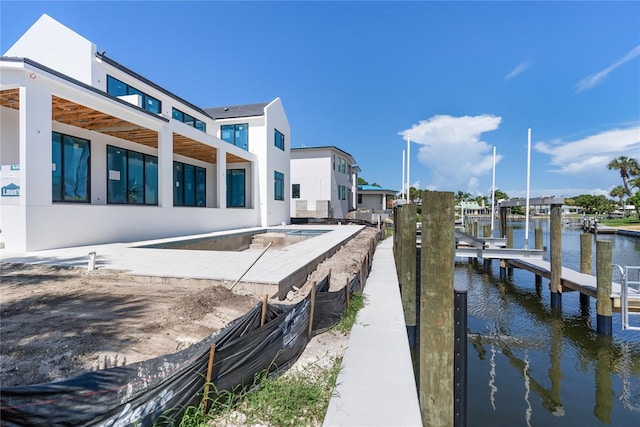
left=208, top=357, right=342, bottom=426
left=335, top=292, right=365, bottom=334
left=600, top=217, right=640, bottom=227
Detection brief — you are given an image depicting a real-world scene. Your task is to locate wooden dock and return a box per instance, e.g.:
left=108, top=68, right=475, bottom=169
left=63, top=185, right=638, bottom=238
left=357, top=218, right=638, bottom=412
left=507, top=258, right=640, bottom=312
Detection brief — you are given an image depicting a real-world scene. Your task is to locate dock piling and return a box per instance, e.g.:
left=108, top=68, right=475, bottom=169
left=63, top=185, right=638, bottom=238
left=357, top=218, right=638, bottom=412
left=550, top=204, right=563, bottom=309
left=596, top=240, right=613, bottom=336
left=420, top=190, right=455, bottom=427
left=397, top=204, right=417, bottom=344
left=580, top=233, right=592, bottom=309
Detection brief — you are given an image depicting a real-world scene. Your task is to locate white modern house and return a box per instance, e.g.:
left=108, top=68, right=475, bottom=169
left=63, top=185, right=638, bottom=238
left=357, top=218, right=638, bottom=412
left=0, top=14, right=291, bottom=252
left=290, top=146, right=359, bottom=219
left=356, top=185, right=396, bottom=211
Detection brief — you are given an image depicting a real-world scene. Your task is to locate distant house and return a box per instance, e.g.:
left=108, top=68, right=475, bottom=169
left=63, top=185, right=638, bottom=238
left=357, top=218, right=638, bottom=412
left=0, top=14, right=290, bottom=252
left=357, top=185, right=396, bottom=211
left=290, top=146, right=358, bottom=219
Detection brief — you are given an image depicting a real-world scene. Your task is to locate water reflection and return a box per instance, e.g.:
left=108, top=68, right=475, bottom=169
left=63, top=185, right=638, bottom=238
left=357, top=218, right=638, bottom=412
left=464, top=223, right=640, bottom=426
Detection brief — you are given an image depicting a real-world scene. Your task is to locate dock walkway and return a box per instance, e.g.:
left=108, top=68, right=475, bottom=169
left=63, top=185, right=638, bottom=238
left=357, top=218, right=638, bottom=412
left=506, top=258, right=640, bottom=311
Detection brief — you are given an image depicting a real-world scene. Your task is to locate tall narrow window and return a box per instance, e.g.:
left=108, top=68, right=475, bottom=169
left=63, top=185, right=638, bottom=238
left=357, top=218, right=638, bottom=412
left=274, top=129, right=285, bottom=151
left=292, top=183, right=300, bottom=199
left=184, top=164, right=195, bottom=206
left=274, top=171, right=284, bottom=201
left=173, top=162, right=184, bottom=206
left=226, top=169, right=246, bottom=207
left=52, top=132, right=90, bottom=203
left=144, top=156, right=158, bottom=205
left=128, top=151, right=144, bottom=204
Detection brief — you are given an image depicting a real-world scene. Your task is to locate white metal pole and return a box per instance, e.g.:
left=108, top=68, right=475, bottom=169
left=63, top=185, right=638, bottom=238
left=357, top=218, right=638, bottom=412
left=490, top=146, right=496, bottom=236
left=525, top=128, right=532, bottom=249
left=401, top=149, right=406, bottom=201
left=406, top=136, right=411, bottom=203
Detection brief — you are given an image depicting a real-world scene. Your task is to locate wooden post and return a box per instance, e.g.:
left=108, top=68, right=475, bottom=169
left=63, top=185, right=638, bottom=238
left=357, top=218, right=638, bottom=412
left=308, top=281, right=317, bottom=337
left=420, top=190, right=455, bottom=427
left=499, top=207, right=508, bottom=238
left=260, top=294, right=268, bottom=327
left=580, top=233, right=592, bottom=308
left=345, top=278, right=350, bottom=311
left=359, top=256, right=364, bottom=291
left=550, top=204, right=563, bottom=309
left=202, top=343, right=216, bottom=418
left=535, top=228, right=543, bottom=250
left=506, top=226, right=513, bottom=248
left=596, top=240, right=612, bottom=336
left=398, top=204, right=417, bottom=339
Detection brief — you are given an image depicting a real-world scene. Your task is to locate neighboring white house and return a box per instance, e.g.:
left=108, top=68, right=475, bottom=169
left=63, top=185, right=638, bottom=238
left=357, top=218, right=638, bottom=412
left=0, top=14, right=290, bottom=252
left=290, top=146, right=358, bottom=219
left=357, top=185, right=396, bottom=211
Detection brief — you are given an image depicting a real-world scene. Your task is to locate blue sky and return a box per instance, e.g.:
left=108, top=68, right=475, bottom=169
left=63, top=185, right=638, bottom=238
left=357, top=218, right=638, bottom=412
left=2, top=1, right=639, bottom=199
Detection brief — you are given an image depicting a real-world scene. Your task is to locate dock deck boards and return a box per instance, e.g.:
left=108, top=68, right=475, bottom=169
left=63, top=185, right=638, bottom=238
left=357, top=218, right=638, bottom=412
left=507, top=258, right=640, bottom=311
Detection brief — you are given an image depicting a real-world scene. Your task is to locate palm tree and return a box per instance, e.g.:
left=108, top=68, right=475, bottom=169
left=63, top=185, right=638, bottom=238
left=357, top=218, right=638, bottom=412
left=609, top=185, right=626, bottom=214
left=608, top=156, right=640, bottom=197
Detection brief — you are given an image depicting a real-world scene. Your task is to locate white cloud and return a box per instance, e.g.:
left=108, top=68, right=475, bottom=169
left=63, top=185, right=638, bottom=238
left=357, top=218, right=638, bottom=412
left=534, top=126, right=640, bottom=174
left=398, top=114, right=503, bottom=192
left=575, top=44, right=640, bottom=93
left=505, top=58, right=533, bottom=80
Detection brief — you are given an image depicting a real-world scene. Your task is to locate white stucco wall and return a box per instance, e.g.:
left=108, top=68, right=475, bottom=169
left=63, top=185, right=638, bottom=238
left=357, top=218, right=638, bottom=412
left=4, top=14, right=95, bottom=85
left=290, top=147, right=355, bottom=219
left=0, top=15, right=288, bottom=252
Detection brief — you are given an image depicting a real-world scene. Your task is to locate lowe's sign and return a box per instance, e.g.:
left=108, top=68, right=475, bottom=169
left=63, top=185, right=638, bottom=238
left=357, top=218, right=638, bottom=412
left=1, top=183, right=20, bottom=197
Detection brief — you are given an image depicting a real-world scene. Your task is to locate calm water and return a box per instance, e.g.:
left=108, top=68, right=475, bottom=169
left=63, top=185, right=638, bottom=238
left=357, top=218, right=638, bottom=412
left=464, top=220, right=640, bottom=426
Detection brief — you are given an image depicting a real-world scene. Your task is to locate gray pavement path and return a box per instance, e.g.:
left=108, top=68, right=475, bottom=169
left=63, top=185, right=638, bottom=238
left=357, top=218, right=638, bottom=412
left=323, top=237, right=422, bottom=426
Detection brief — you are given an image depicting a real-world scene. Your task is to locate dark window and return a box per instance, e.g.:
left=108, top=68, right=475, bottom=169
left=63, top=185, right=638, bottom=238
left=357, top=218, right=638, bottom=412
left=173, top=162, right=183, bottom=206
left=292, top=183, right=300, bottom=199
left=221, top=123, right=248, bottom=150
left=144, top=156, right=158, bottom=205
left=274, top=171, right=284, bottom=201
left=52, top=132, right=90, bottom=203
left=107, top=145, right=157, bottom=205
left=275, top=129, right=285, bottom=150
left=107, top=75, right=161, bottom=114
left=358, top=193, right=363, bottom=204
left=173, top=161, right=206, bottom=207
left=226, top=169, right=246, bottom=207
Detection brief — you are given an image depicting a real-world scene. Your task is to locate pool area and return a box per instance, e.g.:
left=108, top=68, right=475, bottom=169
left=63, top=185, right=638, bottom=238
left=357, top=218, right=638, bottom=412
left=136, top=228, right=330, bottom=252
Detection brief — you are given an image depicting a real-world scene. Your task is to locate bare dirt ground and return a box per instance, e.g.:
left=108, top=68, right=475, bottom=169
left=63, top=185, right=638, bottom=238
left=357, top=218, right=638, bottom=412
left=0, top=226, right=379, bottom=387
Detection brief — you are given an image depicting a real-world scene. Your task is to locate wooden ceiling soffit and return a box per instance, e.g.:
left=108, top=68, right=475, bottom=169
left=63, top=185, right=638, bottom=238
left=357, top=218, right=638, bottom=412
left=173, top=133, right=217, bottom=164
left=0, top=88, right=20, bottom=110
left=226, top=151, right=249, bottom=164
left=51, top=95, right=158, bottom=149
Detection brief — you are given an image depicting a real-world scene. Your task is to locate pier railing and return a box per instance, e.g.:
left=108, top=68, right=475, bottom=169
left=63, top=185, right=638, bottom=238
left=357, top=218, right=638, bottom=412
left=617, top=265, right=640, bottom=331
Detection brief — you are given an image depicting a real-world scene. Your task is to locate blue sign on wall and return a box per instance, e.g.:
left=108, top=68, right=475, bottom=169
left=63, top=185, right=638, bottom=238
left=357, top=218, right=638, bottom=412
left=1, top=183, right=20, bottom=197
